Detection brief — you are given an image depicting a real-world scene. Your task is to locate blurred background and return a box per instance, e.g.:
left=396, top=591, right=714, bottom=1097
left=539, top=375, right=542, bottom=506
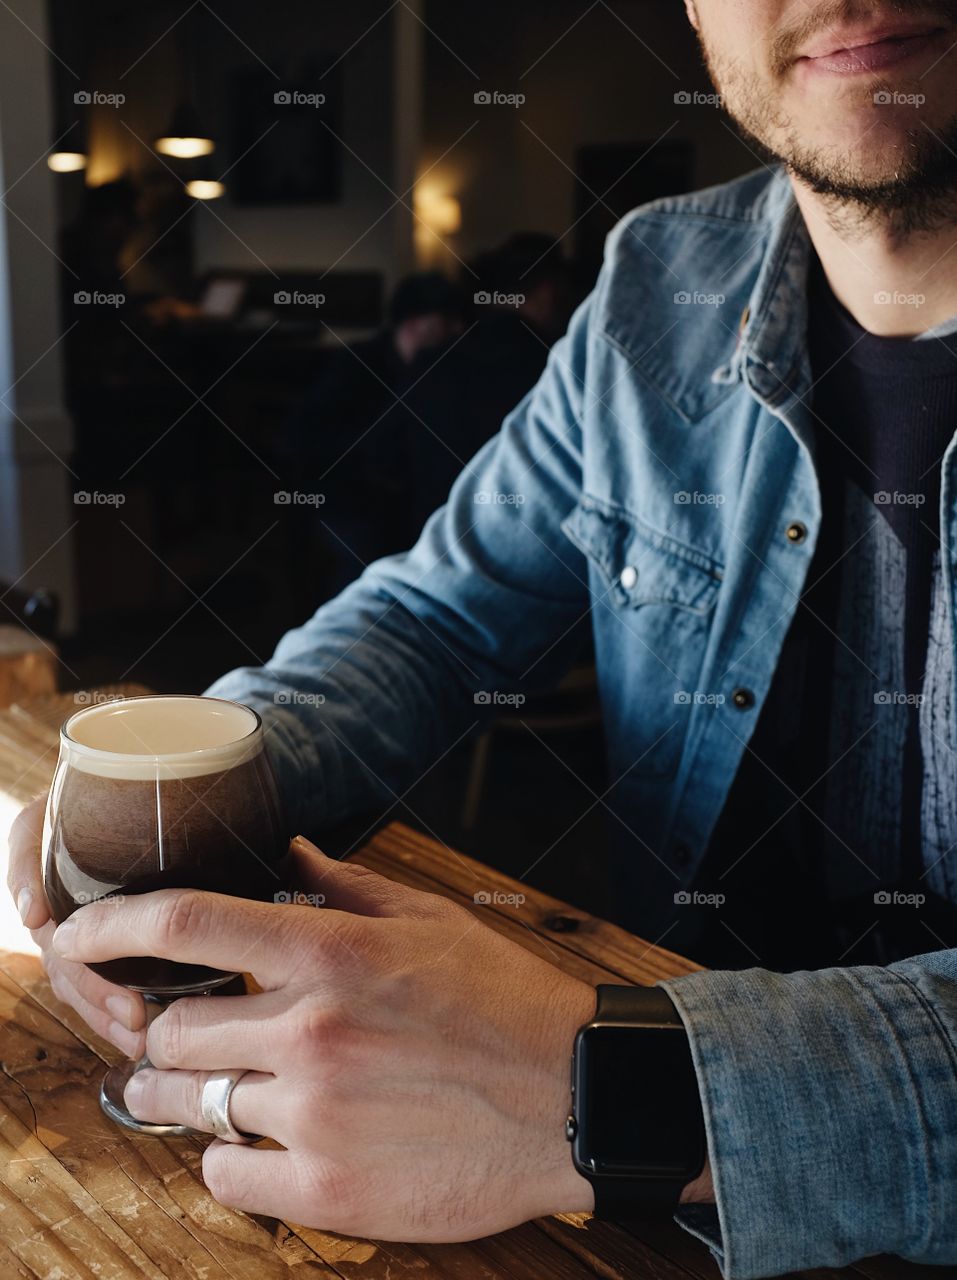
left=2, top=0, right=754, bottom=910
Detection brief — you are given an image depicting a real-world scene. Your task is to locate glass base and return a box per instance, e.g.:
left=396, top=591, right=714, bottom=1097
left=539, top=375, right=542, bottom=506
left=100, top=1058, right=198, bottom=1136
left=97, top=987, right=243, bottom=1137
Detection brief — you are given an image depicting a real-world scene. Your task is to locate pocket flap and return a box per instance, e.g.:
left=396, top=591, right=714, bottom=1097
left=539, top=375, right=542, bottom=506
left=562, top=498, right=722, bottom=613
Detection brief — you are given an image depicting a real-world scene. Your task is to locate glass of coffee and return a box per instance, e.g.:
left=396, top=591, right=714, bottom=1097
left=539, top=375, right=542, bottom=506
left=42, top=694, right=287, bottom=1135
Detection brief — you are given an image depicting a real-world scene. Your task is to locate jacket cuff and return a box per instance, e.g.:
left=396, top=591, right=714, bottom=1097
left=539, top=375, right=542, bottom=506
left=659, top=964, right=957, bottom=1278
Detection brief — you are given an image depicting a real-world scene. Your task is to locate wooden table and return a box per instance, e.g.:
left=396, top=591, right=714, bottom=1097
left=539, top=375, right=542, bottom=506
left=0, top=691, right=936, bottom=1280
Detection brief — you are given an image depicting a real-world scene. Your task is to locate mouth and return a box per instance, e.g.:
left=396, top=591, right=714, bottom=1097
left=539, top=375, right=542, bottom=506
left=796, top=20, right=949, bottom=75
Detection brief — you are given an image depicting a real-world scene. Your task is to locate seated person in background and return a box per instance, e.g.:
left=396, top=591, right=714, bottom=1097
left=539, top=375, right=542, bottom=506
left=281, top=271, right=466, bottom=594
left=402, top=233, right=579, bottom=534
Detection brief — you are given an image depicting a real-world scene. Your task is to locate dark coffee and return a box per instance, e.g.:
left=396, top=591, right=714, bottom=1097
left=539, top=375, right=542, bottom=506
left=44, top=698, right=287, bottom=994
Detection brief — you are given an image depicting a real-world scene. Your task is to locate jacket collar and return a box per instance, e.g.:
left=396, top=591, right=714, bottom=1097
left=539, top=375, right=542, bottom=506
left=597, top=164, right=813, bottom=427
left=711, top=165, right=813, bottom=413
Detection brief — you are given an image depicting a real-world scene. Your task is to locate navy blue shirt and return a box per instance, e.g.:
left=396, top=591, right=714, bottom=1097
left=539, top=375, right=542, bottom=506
left=700, top=253, right=957, bottom=967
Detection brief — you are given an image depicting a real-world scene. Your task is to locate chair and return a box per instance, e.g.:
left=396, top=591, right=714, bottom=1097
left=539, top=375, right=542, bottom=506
left=461, top=663, right=602, bottom=830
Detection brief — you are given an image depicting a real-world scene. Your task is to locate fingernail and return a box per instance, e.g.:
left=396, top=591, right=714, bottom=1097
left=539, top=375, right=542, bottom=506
left=123, top=1071, right=145, bottom=1108
left=291, top=834, right=324, bottom=856
left=108, top=1022, right=144, bottom=1060
left=105, top=994, right=136, bottom=1031
left=16, top=888, right=33, bottom=925
left=52, top=917, right=78, bottom=954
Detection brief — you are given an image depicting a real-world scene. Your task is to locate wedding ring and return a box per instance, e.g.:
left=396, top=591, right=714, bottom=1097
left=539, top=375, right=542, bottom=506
left=200, top=1069, right=264, bottom=1144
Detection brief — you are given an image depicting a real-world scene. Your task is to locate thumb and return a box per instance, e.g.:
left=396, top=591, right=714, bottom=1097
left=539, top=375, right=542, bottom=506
left=283, top=835, right=432, bottom=918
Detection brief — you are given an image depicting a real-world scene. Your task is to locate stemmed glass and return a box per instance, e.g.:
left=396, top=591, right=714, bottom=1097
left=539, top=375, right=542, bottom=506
left=42, top=694, right=287, bottom=1135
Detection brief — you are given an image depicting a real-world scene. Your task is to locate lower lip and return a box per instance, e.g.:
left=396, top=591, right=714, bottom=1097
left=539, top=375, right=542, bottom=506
left=800, top=28, right=945, bottom=75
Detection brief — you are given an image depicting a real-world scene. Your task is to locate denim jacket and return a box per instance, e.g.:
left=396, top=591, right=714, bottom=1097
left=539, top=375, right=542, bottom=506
left=209, top=163, right=957, bottom=1277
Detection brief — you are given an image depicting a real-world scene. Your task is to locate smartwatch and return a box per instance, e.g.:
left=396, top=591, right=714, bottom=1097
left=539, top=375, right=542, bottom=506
left=566, top=984, right=706, bottom=1217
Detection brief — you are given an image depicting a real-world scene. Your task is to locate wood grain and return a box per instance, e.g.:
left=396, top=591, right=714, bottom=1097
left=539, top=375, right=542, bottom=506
left=0, top=690, right=940, bottom=1279
left=0, top=628, right=58, bottom=712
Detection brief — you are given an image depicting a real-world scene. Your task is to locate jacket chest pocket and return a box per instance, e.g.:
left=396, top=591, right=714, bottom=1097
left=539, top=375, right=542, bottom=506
left=563, top=498, right=723, bottom=779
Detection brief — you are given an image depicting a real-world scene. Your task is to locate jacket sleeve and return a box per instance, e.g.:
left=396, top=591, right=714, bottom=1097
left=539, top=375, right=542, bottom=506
left=205, top=298, right=593, bottom=835
left=661, top=947, right=957, bottom=1278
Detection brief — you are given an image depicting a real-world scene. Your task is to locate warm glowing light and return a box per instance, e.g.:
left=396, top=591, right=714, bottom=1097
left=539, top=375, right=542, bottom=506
left=155, top=136, right=214, bottom=159
left=430, top=194, right=461, bottom=235
left=186, top=179, right=225, bottom=200
left=414, top=185, right=462, bottom=236
left=47, top=151, right=87, bottom=173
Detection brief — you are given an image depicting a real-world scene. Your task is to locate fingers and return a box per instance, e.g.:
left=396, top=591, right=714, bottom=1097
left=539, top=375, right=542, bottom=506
left=145, top=991, right=282, bottom=1073
left=202, top=1142, right=295, bottom=1218
left=285, top=835, right=444, bottom=920
left=51, top=888, right=323, bottom=988
left=124, top=1067, right=281, bottom=1141
left=47, top=969, right=146, bottom=1058
left=6, top=799, right=150, bottom=1057
left=33, top=918, right=147, bottom=1057
left=7, top=796, right=51, bottom=930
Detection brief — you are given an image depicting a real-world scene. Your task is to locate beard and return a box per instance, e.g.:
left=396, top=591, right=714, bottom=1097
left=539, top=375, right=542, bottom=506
left=695, top=0, right=957, bottom=237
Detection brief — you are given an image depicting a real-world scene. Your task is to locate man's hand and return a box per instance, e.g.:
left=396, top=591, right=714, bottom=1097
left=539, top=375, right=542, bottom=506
left=49, top=835, right=597, bottom=1239
left=7, top=796, right=147, bottom=1057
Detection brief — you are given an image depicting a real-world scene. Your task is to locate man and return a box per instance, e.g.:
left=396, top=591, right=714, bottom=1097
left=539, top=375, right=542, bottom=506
left=472, top=231, right=578, bottom=346
left=402, top=234, right=577, bottom=543
left=11, top=0, right=957, bottom=1274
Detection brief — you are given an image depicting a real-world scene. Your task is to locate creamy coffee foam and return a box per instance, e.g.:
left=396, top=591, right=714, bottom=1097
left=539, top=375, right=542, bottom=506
left=62, top=696, right=261, bottom=780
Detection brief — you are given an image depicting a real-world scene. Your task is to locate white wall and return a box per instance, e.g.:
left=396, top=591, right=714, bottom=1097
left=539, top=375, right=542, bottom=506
left=83, top=0, right=406, bottom=286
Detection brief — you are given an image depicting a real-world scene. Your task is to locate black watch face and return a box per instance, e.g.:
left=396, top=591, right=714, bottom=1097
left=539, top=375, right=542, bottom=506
left=574, top=1025, right=703, bottom=1178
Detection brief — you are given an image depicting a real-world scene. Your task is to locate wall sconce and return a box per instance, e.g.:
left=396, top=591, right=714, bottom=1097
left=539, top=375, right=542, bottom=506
left=415, top=186, right=462, bottom=236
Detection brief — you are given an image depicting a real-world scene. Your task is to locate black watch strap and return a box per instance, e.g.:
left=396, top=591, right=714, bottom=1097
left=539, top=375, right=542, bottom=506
left=587, top=985, right=704, bottom=1218
left=595, top=983, right=682, bottom=1027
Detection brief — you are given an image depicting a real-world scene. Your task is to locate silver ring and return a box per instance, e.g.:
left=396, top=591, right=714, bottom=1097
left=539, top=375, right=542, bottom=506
left=200, top=1069, right=264, bottom=1144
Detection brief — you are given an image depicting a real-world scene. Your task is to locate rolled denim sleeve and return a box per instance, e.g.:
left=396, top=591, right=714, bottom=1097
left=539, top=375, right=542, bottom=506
left=206, top=297, right=593, bottom=835
left=661, top=949, right=957, bottom=1278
